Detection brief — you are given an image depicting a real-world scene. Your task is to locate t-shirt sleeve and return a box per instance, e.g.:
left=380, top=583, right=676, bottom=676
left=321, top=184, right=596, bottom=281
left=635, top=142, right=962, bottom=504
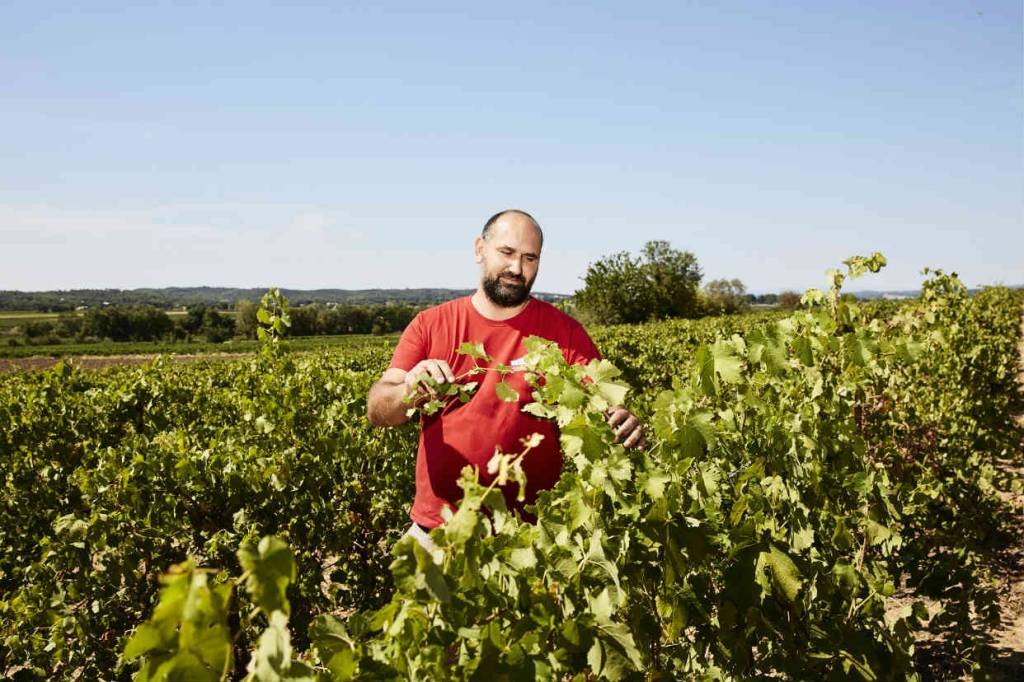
left=389, top=313, right=428, bottom=371
left=566, top=322, right=602, bottom=366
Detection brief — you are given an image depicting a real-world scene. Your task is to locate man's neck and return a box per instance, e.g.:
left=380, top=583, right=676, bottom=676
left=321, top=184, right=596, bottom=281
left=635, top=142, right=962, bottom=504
left=470, top=289, right=531, bottom=321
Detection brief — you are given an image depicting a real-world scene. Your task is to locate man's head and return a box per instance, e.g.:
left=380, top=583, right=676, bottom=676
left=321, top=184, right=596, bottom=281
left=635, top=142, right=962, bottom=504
left=475, top=209, right=543, bottom=308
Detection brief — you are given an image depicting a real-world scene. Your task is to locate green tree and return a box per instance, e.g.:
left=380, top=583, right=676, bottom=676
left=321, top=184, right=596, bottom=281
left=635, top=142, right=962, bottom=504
left=56, top=312, right=83, bottom=339
left=333, top=305, right=371, bottom=334
left=288, top=304, right=321, bottom=336
left=201, top=309, right=235, bottom=342
left=235, top=299, right=258, bottom=339
left=22, top=320, right=55, bottom=339
left=573, top=240, right=702, bottom=324
left=179, top=305, right=208, bottom=338
left=83, top=306, right=172, bottom=341
left=777, top=291, right=802, bottom=310
left=701, top=278, right=747, bottom=315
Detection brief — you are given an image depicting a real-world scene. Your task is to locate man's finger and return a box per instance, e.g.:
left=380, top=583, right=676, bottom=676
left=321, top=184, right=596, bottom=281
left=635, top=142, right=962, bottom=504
left=606, top=408, right=628, bottom=428
left=425, top=362, right=447, bottom=384
left=438, top=361, right=456, bottom=383
left=404, top=374, right=433, bottom=405
left=623, top=429, right=645, bottom=449
left=614, top=416, right=638, bottom=441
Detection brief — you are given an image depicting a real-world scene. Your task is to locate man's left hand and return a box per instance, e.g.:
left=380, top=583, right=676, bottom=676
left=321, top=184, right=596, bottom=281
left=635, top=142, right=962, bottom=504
left=606, top=407, right=645, bottom=449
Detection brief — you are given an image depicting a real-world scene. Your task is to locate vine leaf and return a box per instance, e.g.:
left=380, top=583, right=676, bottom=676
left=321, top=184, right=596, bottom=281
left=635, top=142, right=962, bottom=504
left=760, top=546, right=803, bottom=604
left=457, top=341, right=491, bottom=362
left=495, top=381, right=519, bottom=403
left=238, top=537, right=296, bottom=617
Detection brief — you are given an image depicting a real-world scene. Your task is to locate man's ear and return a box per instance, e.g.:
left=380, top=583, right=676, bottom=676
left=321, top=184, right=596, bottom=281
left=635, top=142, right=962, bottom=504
left=474, top=236, right=484, bottom=264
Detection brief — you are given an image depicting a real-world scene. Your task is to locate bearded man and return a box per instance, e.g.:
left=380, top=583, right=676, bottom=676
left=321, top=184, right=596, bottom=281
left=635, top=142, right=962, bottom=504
left=367, top=209, right=643, bottom=542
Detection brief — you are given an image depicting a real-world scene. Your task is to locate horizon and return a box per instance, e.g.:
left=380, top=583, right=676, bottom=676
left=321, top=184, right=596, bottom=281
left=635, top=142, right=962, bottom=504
left=5, top=281, right=1023, bottom=300
left=2, top=2, right=1021, bottom=292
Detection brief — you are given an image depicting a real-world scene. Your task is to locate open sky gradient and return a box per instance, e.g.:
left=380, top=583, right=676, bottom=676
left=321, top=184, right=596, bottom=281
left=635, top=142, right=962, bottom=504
left=1, top=1, right=1021, bottom=294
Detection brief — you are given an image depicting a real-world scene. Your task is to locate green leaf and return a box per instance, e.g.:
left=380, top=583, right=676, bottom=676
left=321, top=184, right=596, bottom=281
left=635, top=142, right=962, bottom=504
left=237, top=537, right=296, bottom=616
left=558, top=382, right=586, bottom=409
left=309, top=614, right=354, bottom=662
left=679, top=412, right=715, bottom=458
left=641, top=471, right=670, bottom=499
left=590, top=587, right=614, bottom=625
left=792, top=336, right=814, bottom=365
left=864, top=518, right=891, bottom=546
left=599, top=622, right=644, bottom=672
left=791, top=525, right=815, bottom=552
left=843, top=333, right=876, bottom=367
left=326, top=650, right=357, bottom=681
left=457, top=341, right=490, bottom=361
left=832, top=562, right=860, bottom=595
left=123, top=623, right=162, bottom=661
left=495, top=380, right=519, bottom=403
left=595, top=380, right=629, bottom=407
left=711, top=340, right=744, bottom=384
left=244, top=611, right=317, bottom=681
left=761, top=546, right=802, bottom=603
left=509, top=547, right=537, bottom=570
left=420, top=558, right=451, bottom=604
left=695, top=347, right=717, bottom=396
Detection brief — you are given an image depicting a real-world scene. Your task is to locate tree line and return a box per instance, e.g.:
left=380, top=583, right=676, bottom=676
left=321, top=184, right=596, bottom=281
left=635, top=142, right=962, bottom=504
left=12, top=302, right=420, bottom=345
left=236, top=301, right=419, bottom=338
left=0, top=286, right=571, bottom=312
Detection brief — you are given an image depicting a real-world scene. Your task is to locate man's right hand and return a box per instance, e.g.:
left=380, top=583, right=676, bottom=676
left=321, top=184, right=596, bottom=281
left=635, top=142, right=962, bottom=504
left=368, top=359, right=456, bottom=427
left=403, top=359, right=456, bottom=404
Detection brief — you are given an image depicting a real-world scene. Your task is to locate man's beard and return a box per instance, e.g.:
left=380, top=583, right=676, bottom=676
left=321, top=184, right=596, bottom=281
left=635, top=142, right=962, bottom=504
left=482, top=271, right=534, bottom=307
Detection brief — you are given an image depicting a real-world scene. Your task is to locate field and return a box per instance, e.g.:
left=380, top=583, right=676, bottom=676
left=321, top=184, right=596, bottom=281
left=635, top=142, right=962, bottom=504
left=1, top=266, right=1022, bottom=680
left=0, top=308, right=219, bottom=326
left=0, top=333, right=397, bottom=366
left=0, top=311, right=68, bottom=333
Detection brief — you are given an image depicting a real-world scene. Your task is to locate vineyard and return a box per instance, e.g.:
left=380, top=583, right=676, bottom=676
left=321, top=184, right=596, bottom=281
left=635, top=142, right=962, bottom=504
left=1, top=258, right=1022, bottom=680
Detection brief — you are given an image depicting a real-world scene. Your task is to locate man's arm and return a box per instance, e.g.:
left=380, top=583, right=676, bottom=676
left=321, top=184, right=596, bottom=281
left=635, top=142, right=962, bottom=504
left=366, top=360, right=455, bottom=427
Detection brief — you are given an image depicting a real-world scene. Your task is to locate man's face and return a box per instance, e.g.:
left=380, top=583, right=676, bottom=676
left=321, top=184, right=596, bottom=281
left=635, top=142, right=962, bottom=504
left=475, top=214, right=542, bottom=308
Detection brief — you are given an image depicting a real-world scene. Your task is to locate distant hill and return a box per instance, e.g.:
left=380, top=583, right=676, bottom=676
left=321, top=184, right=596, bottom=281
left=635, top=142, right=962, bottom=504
left=848, top=284, right=1023, bottom=300
left=0, top=287, right=571, bottom=312
left=847, top=289, right=921, bottom=300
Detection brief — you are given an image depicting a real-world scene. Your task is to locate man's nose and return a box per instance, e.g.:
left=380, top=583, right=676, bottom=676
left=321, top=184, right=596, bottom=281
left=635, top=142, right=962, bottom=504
left=506, top=258, right=522, bottom=275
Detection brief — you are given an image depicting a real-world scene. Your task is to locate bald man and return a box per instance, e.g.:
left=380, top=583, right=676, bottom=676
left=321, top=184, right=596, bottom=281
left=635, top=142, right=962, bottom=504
left=367, top=210, right=643, bottom=542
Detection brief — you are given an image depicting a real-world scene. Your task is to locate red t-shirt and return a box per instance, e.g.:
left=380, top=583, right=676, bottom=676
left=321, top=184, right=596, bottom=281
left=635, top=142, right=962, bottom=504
left=389, top=296, right=601, bottom=528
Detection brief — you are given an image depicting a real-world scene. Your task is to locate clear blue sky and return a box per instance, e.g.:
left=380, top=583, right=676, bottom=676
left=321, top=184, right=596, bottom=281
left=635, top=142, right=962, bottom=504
left=2, top=1, right=1021, bottom=294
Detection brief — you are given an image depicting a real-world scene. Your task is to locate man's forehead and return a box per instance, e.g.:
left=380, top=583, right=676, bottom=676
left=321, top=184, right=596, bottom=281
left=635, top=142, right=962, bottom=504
left=491, top=239, right=541, bottom=258
left=486, top=216, right=543, bottom=250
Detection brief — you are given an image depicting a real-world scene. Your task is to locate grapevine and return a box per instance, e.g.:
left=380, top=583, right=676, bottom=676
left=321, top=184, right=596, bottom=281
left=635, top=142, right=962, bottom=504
left=0, top=257, right=1020, bottom=680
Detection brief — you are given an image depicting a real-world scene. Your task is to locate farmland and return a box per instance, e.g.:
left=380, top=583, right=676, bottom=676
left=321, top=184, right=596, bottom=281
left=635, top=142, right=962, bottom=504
left=0, top=333, right=398, bottom=368
left=1, top=263, right=1022, bottom=680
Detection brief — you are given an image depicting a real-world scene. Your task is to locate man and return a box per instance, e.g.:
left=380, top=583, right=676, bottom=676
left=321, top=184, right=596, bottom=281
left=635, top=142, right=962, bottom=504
left=367, top=209, right=643, bottom=540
